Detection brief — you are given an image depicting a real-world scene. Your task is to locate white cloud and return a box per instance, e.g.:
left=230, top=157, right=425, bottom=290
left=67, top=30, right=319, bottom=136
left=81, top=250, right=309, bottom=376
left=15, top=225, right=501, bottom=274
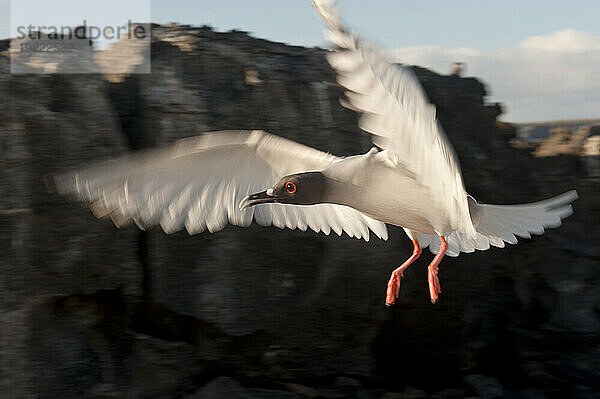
left=386, top=29, right=600, bottom=122
left=519, top=29, right=600, bottom=52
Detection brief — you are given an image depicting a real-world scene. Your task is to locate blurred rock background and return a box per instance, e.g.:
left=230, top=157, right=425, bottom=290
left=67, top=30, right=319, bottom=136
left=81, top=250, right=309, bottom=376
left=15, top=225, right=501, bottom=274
left=0, top=25, right=598, bottom=398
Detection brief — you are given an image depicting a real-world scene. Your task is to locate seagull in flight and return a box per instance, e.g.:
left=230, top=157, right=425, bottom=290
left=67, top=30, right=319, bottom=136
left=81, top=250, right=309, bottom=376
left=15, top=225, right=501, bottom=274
left=53, top=0, right=577, bottom=305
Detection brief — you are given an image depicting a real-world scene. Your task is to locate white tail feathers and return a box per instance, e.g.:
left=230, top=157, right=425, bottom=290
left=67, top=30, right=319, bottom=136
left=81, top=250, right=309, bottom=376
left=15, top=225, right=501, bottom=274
left=419, top=190, right=578, bottom=257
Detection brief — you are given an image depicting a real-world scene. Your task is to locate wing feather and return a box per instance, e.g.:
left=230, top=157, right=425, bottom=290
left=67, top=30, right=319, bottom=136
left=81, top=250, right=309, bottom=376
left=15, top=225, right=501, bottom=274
left=54, top=130, right=388, bottom=241
left=312, top=0, right=475, bottom=237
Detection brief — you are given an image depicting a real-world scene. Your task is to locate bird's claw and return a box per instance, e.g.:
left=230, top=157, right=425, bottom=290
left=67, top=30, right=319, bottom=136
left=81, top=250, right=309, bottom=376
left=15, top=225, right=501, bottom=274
left=385, top=271, right=403, bottom=306
left=427, top=265, right=441, bottom=303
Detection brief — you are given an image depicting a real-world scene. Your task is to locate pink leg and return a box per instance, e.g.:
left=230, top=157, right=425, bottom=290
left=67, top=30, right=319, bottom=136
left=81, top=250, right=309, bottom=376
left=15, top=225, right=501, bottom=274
left=386, top=239, right=421, bottom=306
left=427, top=236, right=448, bottom=303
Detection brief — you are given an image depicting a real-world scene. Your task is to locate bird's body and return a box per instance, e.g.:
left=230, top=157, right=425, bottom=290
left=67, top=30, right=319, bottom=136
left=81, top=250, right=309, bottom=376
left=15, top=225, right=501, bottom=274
left=52, top=0, right=578, bottom=305
left=322, top=150, right=446, bottom=234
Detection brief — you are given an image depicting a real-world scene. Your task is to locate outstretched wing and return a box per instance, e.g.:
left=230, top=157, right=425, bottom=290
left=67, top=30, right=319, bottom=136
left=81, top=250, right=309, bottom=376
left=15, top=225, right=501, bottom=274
left=311, top=0, right=475, bottom=237
left=53, top=130, right=388, bottom=241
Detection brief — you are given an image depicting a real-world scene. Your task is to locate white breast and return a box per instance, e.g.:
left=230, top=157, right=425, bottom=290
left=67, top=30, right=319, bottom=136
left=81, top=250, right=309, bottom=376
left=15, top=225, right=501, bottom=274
left=322, top=151, right=452, bottom=234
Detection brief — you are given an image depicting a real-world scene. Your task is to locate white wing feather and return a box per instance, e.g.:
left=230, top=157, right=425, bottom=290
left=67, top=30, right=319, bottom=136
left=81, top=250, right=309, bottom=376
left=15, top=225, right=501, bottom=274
left=418, top=191, right=578, bottom=256
left=53, top=130, right=388, bottom=241
left=311, top=0, right=475, bottom=237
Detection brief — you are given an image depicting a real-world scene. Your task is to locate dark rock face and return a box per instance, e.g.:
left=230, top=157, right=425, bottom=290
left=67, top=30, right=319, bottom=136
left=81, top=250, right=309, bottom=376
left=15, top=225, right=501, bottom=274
left=0, top=25, right=597, bottom=398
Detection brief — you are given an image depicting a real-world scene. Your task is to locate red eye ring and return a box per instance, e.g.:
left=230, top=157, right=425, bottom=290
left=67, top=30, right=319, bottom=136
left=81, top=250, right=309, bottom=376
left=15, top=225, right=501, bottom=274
left=285, top=181, right=297, bottom=194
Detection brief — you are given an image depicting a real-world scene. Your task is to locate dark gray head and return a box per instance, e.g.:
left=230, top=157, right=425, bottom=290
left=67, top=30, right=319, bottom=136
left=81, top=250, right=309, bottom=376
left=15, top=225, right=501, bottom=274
left=241, top=172, right=326, bottom=208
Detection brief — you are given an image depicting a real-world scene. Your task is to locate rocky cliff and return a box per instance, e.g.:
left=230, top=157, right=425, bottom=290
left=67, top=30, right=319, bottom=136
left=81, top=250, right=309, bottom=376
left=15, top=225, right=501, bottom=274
left=0, top=25, right=598, bottom=398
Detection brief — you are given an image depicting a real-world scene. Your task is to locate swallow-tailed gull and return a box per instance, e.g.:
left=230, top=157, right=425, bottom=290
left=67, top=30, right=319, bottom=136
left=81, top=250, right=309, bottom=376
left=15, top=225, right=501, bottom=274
left=52, top=0, right=578, bottom=305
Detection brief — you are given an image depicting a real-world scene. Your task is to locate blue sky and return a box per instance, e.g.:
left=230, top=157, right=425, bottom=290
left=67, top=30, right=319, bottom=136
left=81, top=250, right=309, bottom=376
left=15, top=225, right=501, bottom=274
left=150, top=0, right=600, bottom=51
left=2, top=0, right=599, bottom=122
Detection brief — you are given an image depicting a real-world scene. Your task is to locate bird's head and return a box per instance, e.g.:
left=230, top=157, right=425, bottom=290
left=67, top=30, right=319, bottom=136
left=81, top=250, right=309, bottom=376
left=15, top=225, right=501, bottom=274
left=240, top=172, right=326, bottom=209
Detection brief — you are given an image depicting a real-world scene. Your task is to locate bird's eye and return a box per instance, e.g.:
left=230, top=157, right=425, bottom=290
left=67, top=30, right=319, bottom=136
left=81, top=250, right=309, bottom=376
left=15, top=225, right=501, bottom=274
left=285, top=182, right=297, bottom=194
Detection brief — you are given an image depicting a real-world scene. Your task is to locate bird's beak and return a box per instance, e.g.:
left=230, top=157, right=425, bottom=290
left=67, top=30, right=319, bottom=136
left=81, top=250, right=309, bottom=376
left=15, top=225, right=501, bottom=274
left=239, top=189, right=278, bottom=210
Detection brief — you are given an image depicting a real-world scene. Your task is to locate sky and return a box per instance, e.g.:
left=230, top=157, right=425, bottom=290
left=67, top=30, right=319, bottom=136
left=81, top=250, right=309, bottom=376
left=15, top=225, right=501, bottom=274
left=2, top=0, right=599, bottom=123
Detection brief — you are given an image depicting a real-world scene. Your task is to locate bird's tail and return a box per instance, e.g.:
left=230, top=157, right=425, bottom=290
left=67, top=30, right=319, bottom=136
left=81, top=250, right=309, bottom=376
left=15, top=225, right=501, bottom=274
left=418, top=190, right=578, bottom=256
